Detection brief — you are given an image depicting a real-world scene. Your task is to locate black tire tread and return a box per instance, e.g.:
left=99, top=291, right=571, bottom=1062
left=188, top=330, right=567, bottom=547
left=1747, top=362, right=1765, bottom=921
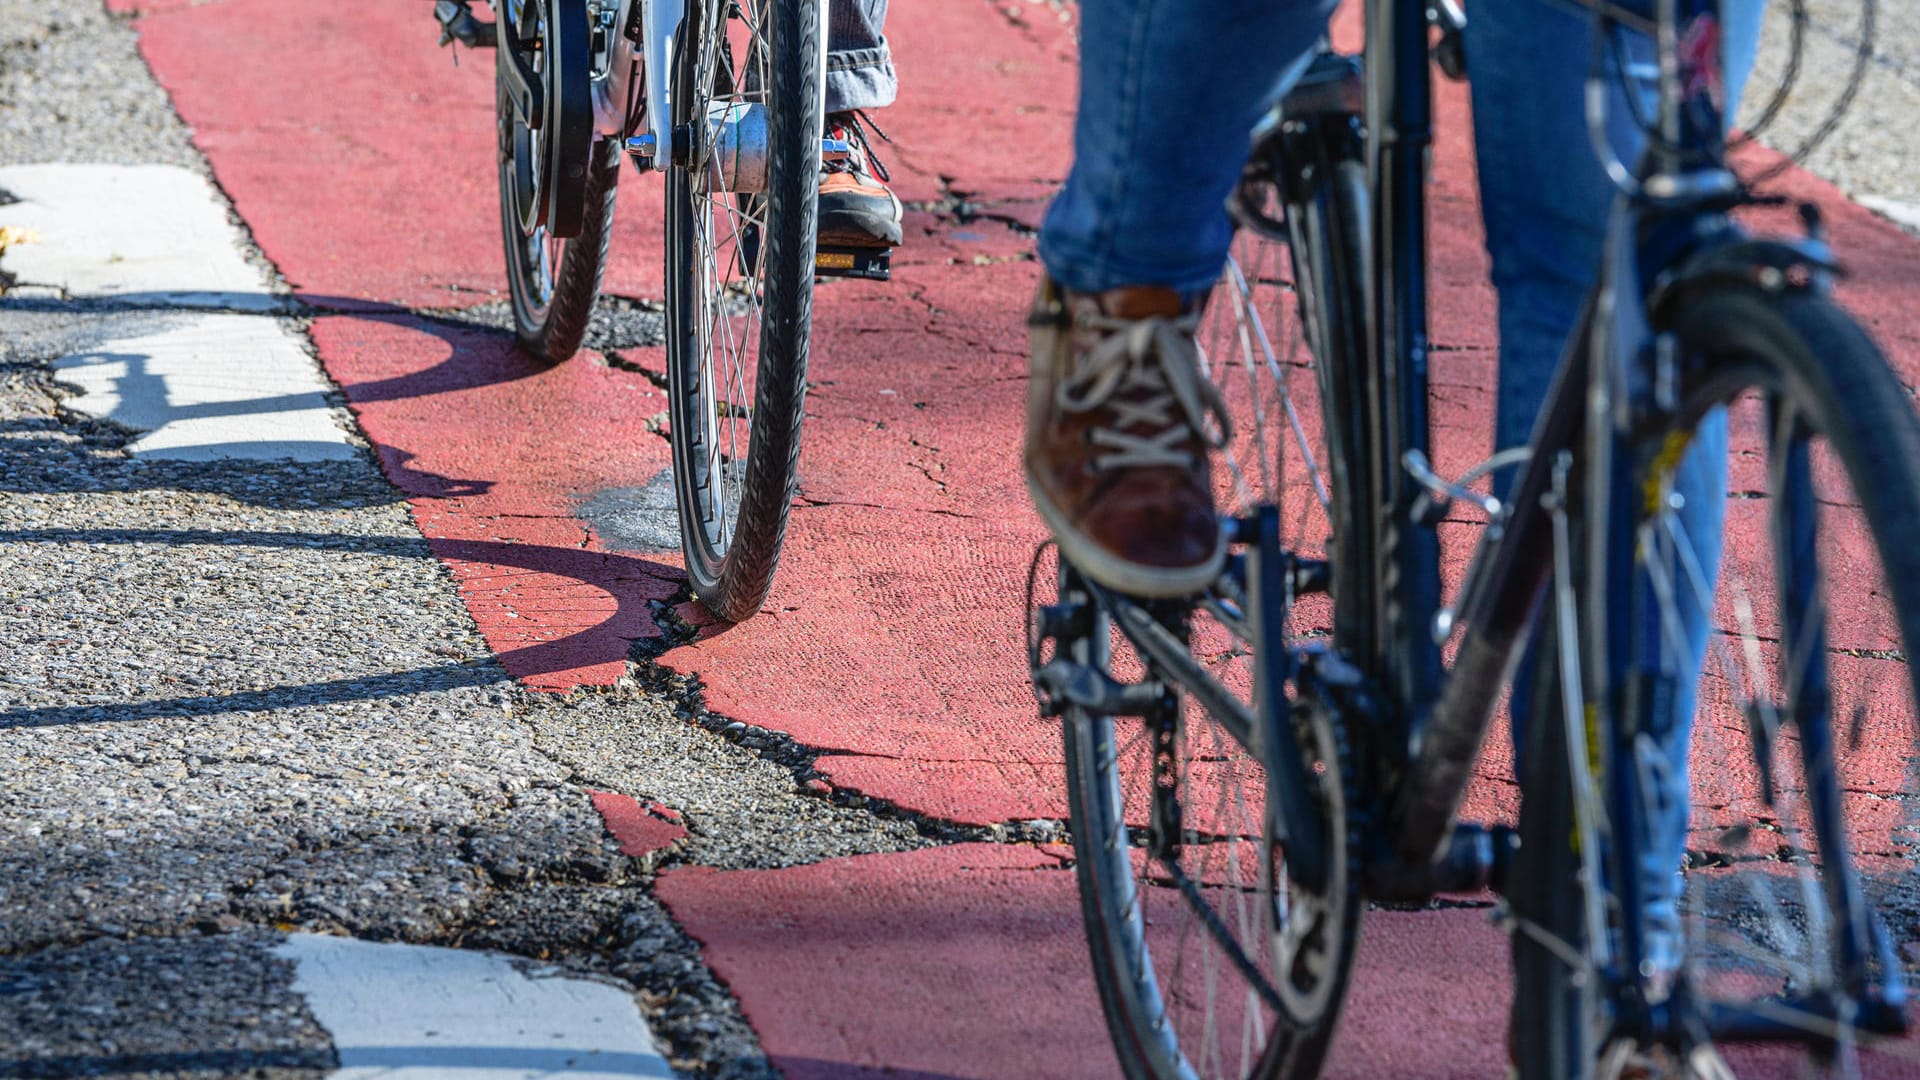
left=665, top=0, right=819, bottom=623
left=1295, top=158, right=1375, bottom=664
left=520, top=138, right=622, bottom=364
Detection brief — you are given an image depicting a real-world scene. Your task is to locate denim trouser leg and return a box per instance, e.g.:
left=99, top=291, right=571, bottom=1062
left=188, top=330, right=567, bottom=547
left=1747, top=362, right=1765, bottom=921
left=1470, top=0, right=1757, bottom=931
left=1036, top=0, right=1335, bottom=298
left=826, top=0, right=894, bottom=113
left=1039, top=0, right=1761, bottom=934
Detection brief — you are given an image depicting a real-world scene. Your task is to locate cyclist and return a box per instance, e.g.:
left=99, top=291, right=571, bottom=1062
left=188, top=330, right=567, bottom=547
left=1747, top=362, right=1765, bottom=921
left=432, top=0, right=903, bottom=250
left=821, top=0, right=904, bottom=252
left=1025, top=0, right=1758, bottom=1024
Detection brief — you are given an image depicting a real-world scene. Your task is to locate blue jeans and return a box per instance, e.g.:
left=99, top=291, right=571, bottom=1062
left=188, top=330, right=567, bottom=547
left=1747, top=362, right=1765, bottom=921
left=1038, top=0, right=1759, bottom=930
left=826, top=0, right=894, bottom=113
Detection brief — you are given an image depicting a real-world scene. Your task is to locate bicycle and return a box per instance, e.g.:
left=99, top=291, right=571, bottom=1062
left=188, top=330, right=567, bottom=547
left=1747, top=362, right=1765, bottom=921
left=435, top=0, right=881, bottom=621
left=1028, top=1, right=1919, bottom=1076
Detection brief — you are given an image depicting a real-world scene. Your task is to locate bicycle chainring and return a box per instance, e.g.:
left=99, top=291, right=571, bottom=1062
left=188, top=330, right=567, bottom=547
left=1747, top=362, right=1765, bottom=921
left=1268, top=690, right=1357, bottom=1026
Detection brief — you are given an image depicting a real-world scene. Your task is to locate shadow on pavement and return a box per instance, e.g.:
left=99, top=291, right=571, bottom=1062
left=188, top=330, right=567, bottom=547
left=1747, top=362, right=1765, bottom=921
left=0, top=1049, right=335, bottom=1076
left=0, top=528, right=681, bottom=722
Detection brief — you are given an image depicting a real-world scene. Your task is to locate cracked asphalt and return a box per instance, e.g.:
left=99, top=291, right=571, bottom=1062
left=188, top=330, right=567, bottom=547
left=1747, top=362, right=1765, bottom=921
left=0, top=1, right=935, bottom=1075
left=2, top=0, right=1918, bottom=1076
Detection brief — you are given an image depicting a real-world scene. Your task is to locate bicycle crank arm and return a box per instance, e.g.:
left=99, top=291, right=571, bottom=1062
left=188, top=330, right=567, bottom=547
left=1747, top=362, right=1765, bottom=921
left=497, top=19, right=545, bottom=128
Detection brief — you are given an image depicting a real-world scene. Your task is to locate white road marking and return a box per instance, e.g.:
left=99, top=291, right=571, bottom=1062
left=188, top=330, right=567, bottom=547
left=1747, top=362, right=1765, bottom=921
left=0, top=163, right=355, bottom=461
left=51, top=315, right=353, bottom=461
left=1858, top=195, right=1920, bottom=237
left=276, top=934, right=674, bottom=1080
left=0, top=164, right=281, bottom=309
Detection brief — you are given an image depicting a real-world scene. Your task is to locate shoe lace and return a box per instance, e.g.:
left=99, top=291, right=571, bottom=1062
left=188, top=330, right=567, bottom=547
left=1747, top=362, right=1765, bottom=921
left=826, top=109, right=891, bottom=183
left=1055, top=312, right=1233, bottom=472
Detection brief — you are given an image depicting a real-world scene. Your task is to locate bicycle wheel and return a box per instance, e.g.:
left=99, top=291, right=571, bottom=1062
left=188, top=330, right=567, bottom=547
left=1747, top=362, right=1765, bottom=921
left=496, top=0, right=616, bottom=364
left=1052, top=134, right=1370, bottom=1080
left=1512, top=285, right=1920, bottom=1077
left=663, top=0, right=823, bottom=622
left=1218, top=99, right=1372, bottom=658
left=1055, top=564, right=1359, bottom=1080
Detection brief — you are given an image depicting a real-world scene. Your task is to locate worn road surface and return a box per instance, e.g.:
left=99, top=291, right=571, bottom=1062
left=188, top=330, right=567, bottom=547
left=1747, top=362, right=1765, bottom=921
left=1, top=0, right=1918, bottom=1077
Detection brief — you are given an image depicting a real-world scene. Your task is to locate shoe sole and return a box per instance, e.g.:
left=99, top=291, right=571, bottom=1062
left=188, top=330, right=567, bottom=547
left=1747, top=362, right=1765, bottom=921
left=1024, top=470, right=1229, bottom=598
left=818, top=215, right=902, bottom=248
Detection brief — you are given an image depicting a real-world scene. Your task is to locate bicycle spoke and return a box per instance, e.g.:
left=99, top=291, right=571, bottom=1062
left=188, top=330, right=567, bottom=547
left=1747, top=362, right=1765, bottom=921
left=1612, top=379, right=1918, bottom=1073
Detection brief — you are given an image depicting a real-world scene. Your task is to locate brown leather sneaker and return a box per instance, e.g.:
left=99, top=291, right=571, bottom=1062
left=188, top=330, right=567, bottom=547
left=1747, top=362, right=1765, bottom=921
left=819, top=111, right=902, bottom=248
left=1025, top=277, right=1231, bottom=597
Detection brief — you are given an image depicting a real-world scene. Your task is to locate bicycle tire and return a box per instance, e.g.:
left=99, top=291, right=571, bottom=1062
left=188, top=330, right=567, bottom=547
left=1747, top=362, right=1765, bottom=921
left=664, top=0, right=822, bottom=622
left=1511, top=284, right=1920, bottom=1077
left=1061, top=587, right=1360, bottom=1078
left=495, top=0, right=612, bottom=365
left=1065, top=119, right=1372, bottom=1080
left=1259, top=151, right=1371, bottom=1076
left=499, top=135, right=621, bottom=364
left=1287, top=158, right=1374, bottom=657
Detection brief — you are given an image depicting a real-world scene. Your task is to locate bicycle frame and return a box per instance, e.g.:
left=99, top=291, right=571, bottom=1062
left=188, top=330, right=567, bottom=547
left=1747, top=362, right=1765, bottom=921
left=494, top=0, right=682, bottom=167
left=1390, top=0, right=1758, bottom=864
left=1031, top=0, right=1911, bottom=1060
left=1352, top=0, right=1901, bottom=1043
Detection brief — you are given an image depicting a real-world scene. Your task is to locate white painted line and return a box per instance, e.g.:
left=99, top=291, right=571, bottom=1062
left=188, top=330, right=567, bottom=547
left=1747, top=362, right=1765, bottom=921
left=51, top=314, right=355, bottom=462
left=0, top=164, right=282, bottom=310
left=1858, top=195, right=1920, bottom=237
left=1, top=163, right=355, bottom=461
left=276, top=934, right=673, bottom=1080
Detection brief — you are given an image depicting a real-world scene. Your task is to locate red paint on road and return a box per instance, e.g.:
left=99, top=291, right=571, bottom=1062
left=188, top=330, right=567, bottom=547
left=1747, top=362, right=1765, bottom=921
left=309, top=314, right=680, bottom=688
left=657, top=844, right=1120, bottom=1079
left=589, top=791, right=690, bottom=858
left=126, top=0, right=665, bottom=309
left=120, top=0, right=1920, bottom=1072
left=659, top=845, right=1520, bottom=1078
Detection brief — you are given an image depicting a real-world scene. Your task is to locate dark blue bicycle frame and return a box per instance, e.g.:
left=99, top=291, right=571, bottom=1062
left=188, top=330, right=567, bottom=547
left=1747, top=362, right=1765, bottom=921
left=1355, top=0, right=1903, bottom=1045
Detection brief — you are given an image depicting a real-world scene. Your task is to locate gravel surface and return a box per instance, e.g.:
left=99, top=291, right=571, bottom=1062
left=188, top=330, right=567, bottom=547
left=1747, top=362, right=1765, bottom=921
left=0, top=933, right=334, bottom=1080
left=426, top=295, right=669, bottom=354
left=0, top=280, right=932, bottom=1078
left=0, top=2, right=928, bottom=1076
left=1744, top=0, right=1920, bottom=205
left=0, top=2, right=198, bottom=170
left=4, top=1, right=1917, bottom=1077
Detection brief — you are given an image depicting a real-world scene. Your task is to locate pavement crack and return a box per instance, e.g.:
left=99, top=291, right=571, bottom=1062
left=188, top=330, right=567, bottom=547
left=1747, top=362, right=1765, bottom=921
left=793, top=495, right=974, bottom=520
left=907, top=176, right=1043, bottom=238
left=624, top=590, right=1067, bottom=848
left=977, top=0, right=1073, bottom=61
left=604, top=349, right=669, bottom=389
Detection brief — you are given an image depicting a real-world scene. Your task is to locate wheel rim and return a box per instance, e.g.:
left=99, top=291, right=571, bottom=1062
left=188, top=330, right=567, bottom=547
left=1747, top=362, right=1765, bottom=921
left=497, top=0, right=569, bottom=328
left=1048, top=182, right=1357, bottom=1080
left=1051, top=565, right=1353, bottom=1077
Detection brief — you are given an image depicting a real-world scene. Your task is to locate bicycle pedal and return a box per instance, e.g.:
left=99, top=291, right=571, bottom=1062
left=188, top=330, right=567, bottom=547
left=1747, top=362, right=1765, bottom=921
left=434, top=0, right=497, bottom=49
left=815, top=246, right=891, bottom=282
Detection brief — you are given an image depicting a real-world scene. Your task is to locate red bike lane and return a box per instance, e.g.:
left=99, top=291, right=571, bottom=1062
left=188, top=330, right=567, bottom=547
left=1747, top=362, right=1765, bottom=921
left=120, top=1, right=1920, bottom=1074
